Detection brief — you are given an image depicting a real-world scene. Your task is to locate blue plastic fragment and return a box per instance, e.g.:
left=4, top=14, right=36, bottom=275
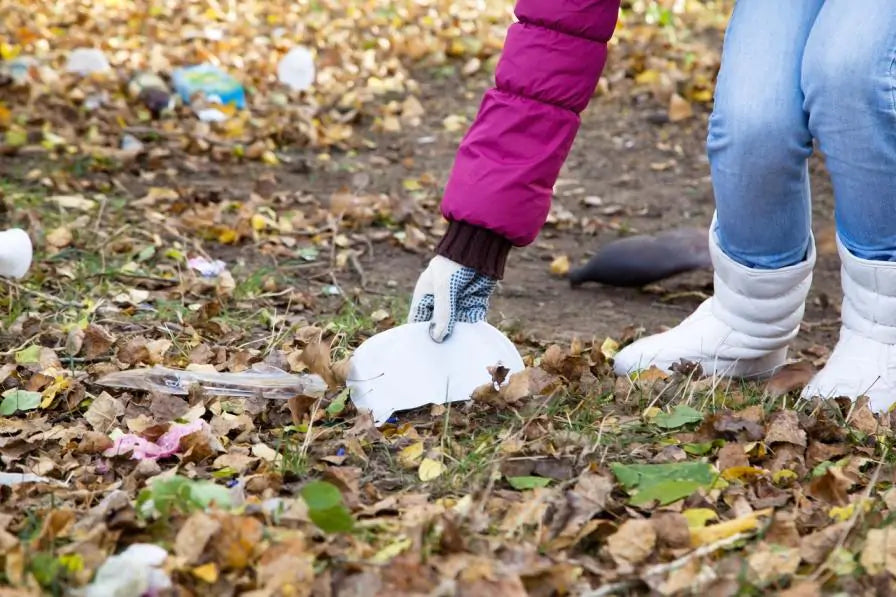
left=171, top=63, right=246, bottom=109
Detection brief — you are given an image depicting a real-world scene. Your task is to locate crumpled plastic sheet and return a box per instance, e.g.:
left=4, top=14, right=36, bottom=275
left=103, top=419, right=208, bottom=460
left=84, top=543, right=171, bottom=597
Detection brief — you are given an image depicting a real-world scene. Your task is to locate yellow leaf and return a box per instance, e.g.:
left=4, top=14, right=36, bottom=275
left=40, top=377, right=70, bottom=408
left=721, top=466, right=766, bottom=482
left=829, top=499, right=872, bottom=523
left=261, top=150, right=279, bottom=165
left=643, top=406, right=661, bottom=421
left=690, top=508, right=773, bottom=547
left=251, top=214, right=267, bottom=232
left=600, top=337, right=619, bottom=359
left=398, top=441, right=424, bottom=469
left=682, top=508, right=718, bottom=529
left=635, top=69, right=660, bottom=84
left=218, top=228, right=239, bottom=244
left=691, top=89, right=714, bottom=103
left=550, top=255, right=570, bottom=276
left=402, top=178, right=421, bottom=191
left=629, top=366, right=669, bottom=382
left=0, top=104, right=11, bottom=128
left=191, top=562, right=219, bottom=583
left=371, top=536, right=412, bottom=564
left=772, top=469, right=798, bottom=484
left=418, top=457, right=445, bottom=482
left=0, top=43, right=21, bottom=61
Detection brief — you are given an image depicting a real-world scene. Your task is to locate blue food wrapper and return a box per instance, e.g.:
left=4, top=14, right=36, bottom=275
left=171, top=64, right=246, bottom=109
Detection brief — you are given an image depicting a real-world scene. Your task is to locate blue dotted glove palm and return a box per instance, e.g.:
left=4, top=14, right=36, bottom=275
left=408, top=256, right=497, bottom=342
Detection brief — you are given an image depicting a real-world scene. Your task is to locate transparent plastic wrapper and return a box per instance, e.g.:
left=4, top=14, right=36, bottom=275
left=96, top=363, right=327, bottom=400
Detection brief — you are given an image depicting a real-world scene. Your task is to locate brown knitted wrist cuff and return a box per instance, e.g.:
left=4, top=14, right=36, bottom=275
left=435, top=220, right=513, bottom=280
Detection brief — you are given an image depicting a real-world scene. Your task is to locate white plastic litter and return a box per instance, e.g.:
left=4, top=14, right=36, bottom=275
left=347, top=321, right=525, bottom=424
left=187, top=256, right=228, bottom=277
left=277, top=46, right=316, bottom=92
left=96, top=363, right=327, bottom=400
left=0, top=229, right=33, bottom=278
left=0, top=472, right=66, bottom=487
left=120, top=133, right=144, bottom=152
left=64, top=48, right=111, bottom=75
left=84, top=543, right=171, bottom=597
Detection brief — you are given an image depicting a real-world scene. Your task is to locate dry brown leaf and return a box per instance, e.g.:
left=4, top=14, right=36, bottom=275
left=765, top=361, right=815, bottom=397
left=765, top=410, right=807, bottom=447
left=650, top=512, right=690, bottom=549
left=747, top=542, right=800, bottom=583
left=116, top=336, right=151, bottom=366
left=606, top=519, right=656, bottom=566
left=209, top=513, right=264, bottom=571
left=847, top=397, right=879, bottom=435
left=716, top=442, right=749, bottom=471
left=175, top=512, right=221, bottom=565
left=779, top=581, right=822, bottom=597
left=860, top=527, right=896, bottom=576
left=300, top=339, right=338, bottom=388
left=800, top=522, right=848, bottom=564
left=807, top=466, right=853, bottom=505
left=668, top=93, right=693, bottom=122
left=83, top=392, right=125, bottom=433
left=256, top=538, right=315, bottom=593
left=46, top=226, right=73, bottom=249
left=83, top=324, right=116, bottom=359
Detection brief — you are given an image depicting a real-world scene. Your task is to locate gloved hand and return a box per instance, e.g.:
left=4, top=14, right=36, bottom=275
left=408, top=255, right=497, bottom=342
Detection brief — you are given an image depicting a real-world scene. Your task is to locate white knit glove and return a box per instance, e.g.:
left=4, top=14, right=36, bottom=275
left=408, top=256, right=497, bottom=342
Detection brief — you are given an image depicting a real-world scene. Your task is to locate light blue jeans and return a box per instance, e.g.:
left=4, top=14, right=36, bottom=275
left=709, top=0, right=896, bottom=269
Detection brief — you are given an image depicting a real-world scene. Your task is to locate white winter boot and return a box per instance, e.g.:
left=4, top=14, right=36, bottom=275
left=613, top=216, right=816, bottom=379
left=802, top=238, right=896, bottom=412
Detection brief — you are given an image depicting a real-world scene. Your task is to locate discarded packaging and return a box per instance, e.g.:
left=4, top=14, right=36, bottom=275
left=128, top=71, right=174, bottom=116
left=96, top=363, right=327, bottom=400
left=0, top=472, right=66, bottom=487
left=347, top=321, right=525, bottom=424
left=104, top=419, right=210, bottom=460
left=64, top=48, right=111, bottom=75
left=85, top=543, right=171, bottom=597
left=120, top=133, right=144, bottom=152
left=277, top=46, right=316, bottom=91
left=171, top=63, right=246, bottom=109
left=0, top=229, right=33, bottom=278
left=1, top=56, right=39, bottom=85
left=188, top=256, right=228, bottom=277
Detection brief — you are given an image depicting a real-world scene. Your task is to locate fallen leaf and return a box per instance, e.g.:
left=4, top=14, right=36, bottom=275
left=606, top=519, right=656, bottom=566
left=550, top=255, right=570, bottom=276
left=690, top=508, right=772, bottom=547
left=175, top=512, right=221, bottom=565
left=779, top=581, right=822, bottom=597
left=418, top=458, right=445, bottom=482
left=765, top=410, right=807, bottom=447
left=860, top=527, right=896, bottom=576
left=667, top=93, right=693, bottom=122
left=84, top=392, right=125, bottom=432
left=398, top=441, right=424, bottom=469
left=765, top=361, right=815, bottom=397
left=507, top=476, right=551, bottom=490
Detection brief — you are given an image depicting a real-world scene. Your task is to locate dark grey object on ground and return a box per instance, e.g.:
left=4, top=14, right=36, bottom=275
left=568, top=227, right=711, bottom=287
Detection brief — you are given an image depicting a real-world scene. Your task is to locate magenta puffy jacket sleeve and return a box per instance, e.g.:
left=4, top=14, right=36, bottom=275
left=436, top=0, right=620, bottom=279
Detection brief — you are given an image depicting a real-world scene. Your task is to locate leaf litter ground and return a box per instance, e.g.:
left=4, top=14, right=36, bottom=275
left=0, top=1, right=885, bottom=596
